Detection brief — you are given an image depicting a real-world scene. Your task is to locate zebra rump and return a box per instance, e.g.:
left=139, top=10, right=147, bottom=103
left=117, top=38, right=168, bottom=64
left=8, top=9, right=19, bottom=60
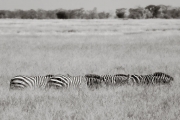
left=10, top=75, right=51, bottom=90
left=47, top=75, right=69, bottom=89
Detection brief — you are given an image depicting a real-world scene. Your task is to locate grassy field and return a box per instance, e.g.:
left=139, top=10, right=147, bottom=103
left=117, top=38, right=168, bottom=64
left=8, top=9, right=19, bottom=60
left=0, top=19, right=180, bottom=120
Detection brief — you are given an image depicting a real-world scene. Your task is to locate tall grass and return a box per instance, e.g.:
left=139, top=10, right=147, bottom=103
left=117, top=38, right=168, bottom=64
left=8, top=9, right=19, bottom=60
left=0, top=19, right=180, bottom=119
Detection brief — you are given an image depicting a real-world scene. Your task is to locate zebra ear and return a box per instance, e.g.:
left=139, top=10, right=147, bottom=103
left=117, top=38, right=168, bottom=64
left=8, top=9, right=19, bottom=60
left=46, top=74, right=54, bottom=78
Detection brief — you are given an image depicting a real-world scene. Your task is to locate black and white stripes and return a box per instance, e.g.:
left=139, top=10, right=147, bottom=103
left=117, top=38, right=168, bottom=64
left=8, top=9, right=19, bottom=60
left=10, top=75, right=52, bottom=90
left=85, top=74, right=103, bottom=88
left=9, top=72, right=174, bottom=90
left=153, top=72, right=174, bottom=84
left=47, top=74, right=86, bottom=89
left=101, top=74, right=130, bottom=86
left=128, top=72, right=173, bottom=85
left=128, top=74, right=155, bottom=85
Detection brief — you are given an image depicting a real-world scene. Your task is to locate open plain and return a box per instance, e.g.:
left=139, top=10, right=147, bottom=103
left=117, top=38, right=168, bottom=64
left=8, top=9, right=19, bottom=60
left=0, top=19, right=180, bottom=119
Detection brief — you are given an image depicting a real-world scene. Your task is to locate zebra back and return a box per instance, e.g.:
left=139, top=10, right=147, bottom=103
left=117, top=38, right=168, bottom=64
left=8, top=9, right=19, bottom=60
left=128, top=75, right=148, bottom=85
left=47, top=74, right=69, bottom=89
left=85, top=74, right=101, bottom=79
left=101, top=74, right=129, bottom=86
left=101, top=75, right=115, bottom=86
left=47, top=74, right=87, bottom=89
left=68, top=76, right=86, bottom=88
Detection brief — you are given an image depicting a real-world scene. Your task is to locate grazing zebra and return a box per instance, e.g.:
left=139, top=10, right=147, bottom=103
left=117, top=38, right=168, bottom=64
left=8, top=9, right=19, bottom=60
left=153, top=72, right=174, bottom=84
left=114, top=74, right=131, bottom=85
left=10, top=75, right=52, bottom=90
left=101, top=74, right=130, bottom=86
left=47, top=74, right=87, bottom=89
left=128, top=73, right=173, bottom=85
left=85, top=74, right=103, bottom=88
left=128, top=74, right=155, bottom=85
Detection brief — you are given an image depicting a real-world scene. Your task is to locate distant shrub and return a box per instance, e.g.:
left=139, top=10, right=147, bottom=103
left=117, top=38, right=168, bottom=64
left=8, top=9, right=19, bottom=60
left=82, top=7, right=99, bottom=19
left=26, top=9, right=37, bottom=19
left=116, top=8, right=126, bottom=18
left=56, top=10, right=68, bottom=19
left=116, top=12, right=125, bottom=18
left=36, top=9, right=47, bottom=19
left=0, top=10, right=5, bottom=18
left=128, top=8, right=143, bottom=19
left=0, top=5, right=179, bottom=19
left=67, top=8, right=84, bottom=19
left=145, top=5, right=161, bottom=18
left=98, top=12, right=111, bottom=19
left=128, top=13, right=141, bottom=19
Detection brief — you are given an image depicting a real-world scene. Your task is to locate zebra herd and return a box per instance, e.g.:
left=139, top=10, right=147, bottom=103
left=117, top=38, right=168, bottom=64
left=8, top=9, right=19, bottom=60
left=10, top=72, right=174, bottom=90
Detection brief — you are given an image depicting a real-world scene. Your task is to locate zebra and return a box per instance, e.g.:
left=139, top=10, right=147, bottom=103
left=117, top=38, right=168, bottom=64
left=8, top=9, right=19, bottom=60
left=128, top=74, right=155, bottom=85
left=10, top=75, right=52, bottom=90
left=100, top=74, right=130, bottom=87
left=47, top=74, right=103, bottom=89
left=114, top=74, right=131, bottom=85
left=47, top=74, right=87, bottom=89
left=153, top=72, right=174, bottom=84
left=85, top=74, right=103, bottom=88
left=128, top=73, right=173, bottom=85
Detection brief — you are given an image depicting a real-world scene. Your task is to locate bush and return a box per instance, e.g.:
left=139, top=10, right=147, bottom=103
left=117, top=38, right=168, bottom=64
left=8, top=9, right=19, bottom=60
left=128, top=8, right=144, bottom=19
left=128, top=13, right=141, bottom=19
left=67, top=8, right=84, bottom=19
left=116, top=8, right=126, bottom=18
left=98, top=12, right=111, bottom=19
left=0, top=10, right=5, bottom=18
left=56, top=11, right=68, bottom=19
left=0, top=6, right=180, bottom=19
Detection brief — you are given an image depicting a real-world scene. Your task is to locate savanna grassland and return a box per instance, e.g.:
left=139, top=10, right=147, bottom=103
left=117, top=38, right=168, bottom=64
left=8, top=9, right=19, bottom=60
left=0, top=19, right=180, bottom=120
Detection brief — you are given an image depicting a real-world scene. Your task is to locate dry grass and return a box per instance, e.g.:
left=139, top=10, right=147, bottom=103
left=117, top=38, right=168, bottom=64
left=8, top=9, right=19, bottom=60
left=0, top=19, right=180, bottom=120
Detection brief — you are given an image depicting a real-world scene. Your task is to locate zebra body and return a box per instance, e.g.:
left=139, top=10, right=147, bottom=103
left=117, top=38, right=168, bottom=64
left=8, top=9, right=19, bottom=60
left=10, top=75, right=51, bottom=90
left=129, top=72, right=173, bottom=85
left=153, top=72, right=173, bottom=84
left=129, top=74, right=155, bottom=85
left=85, top=74, right=103, bottom=88
left=101, top=74, right=130, bottom=86
left=47, top=74, right=86, bottom=89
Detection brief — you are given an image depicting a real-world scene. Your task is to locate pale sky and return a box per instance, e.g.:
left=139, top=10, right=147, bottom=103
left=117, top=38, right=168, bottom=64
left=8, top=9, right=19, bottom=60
left=0, top=0, right=179, bottom=11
